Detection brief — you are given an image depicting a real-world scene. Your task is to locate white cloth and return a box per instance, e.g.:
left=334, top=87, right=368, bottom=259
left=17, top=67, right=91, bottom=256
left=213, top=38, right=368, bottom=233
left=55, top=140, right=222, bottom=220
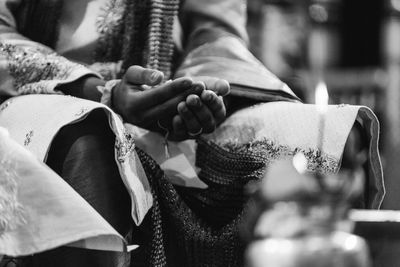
left=127, top=102, right=384, bottom=209
left=0, top=95, right=153, bottom=226
left=0, top=127, right=129, bottom=256
left=0, top=96, right=385, bottom=257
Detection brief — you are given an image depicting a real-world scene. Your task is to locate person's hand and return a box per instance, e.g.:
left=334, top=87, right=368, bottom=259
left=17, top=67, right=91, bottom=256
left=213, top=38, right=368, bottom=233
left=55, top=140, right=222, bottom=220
left=112, top=66, right=204, bottom=130
left=192, top=76, right=230, bottom=96
left=168, top=76, right=230, bottom=141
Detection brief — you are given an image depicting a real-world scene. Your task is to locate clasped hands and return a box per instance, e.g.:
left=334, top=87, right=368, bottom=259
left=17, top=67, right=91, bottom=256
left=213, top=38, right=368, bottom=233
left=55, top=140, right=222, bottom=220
left=112, top=66, right=229, bottom=141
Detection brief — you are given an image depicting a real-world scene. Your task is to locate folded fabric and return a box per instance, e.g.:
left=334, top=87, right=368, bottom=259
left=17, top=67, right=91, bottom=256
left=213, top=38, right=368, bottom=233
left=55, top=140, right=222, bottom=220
left=0, top=95, right=384, bottom=258
left=0, top=95, right=152, bottom=226
left=203, top=102, right=384, bottom=208
left=0, top=127, right=128, bottom=256
left=134, top=101, right=384, bottom=208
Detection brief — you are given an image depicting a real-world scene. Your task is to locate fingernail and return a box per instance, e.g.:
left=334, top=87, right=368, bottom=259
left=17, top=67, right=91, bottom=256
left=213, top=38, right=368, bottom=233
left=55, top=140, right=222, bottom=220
left=195, top=84, right=204, bottom=92
left=191, top=96, right=201, bottom=107
left=177, top=102, right=186, bottom=113
left=182, top=79, right=192, bottom=87
left=203, top=91, right=212, bottom=101
left=150, top=72, right=160, bottom=82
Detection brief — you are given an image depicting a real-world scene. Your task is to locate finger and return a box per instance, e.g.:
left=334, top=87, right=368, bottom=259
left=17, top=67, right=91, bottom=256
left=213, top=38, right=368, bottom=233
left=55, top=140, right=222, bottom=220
left=177, top=101, right=204, bottom=137
left=126, top=77, right=194, bottom=109
left=197, top=77, right=230, bottom=96
left=136, top=90, right=200, bottom=125
left=185, top=94, right=216, bottom=133
left=214, top=79, right=230, bottom=96
left=191, top=81, right=206, bottom=95
left=201, top=90, right=226, bottom=124
left=170, top=115, right=188, bottom=141
left=204, top=79, right=230, bottom=96
left=125, top=65, right=164, bottom=86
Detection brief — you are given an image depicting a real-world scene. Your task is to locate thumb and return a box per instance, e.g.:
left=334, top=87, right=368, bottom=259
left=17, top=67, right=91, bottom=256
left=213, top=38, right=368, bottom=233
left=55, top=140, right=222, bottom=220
left=125, top=65, right=164, bottom=86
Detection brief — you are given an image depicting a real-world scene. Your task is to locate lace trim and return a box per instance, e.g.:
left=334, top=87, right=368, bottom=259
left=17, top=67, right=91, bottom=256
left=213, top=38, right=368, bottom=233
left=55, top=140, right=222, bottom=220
left=0, top=154, right=27, bottom=235
left=0, top=43, right=80, bottom=93
left=115, top=131, right=136, bottom=163
left=216, top=138, right=339, bottom=174
left=17, top=81, right=63, bottom=95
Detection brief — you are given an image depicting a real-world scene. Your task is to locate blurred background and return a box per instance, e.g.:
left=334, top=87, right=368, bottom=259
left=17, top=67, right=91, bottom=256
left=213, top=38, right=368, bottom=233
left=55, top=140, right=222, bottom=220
left=246, top=0, right=400, bottom=209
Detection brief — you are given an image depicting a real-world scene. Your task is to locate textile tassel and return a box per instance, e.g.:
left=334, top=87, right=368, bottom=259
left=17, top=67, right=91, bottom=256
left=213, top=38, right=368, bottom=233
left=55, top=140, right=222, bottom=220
left=157, top=121, right=171, bottom=159
left=121, top=0, right=150, bottom=72
left=145, top=0, right=180, bottom=79
left=163, top=138, right=170, bottom=159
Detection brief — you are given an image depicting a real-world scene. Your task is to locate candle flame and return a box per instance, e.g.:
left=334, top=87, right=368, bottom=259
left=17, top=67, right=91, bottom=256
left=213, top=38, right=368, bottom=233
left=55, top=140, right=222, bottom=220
left=293, top=152, right=308, bottom=174
left=315, top=81, right=329, bottom=114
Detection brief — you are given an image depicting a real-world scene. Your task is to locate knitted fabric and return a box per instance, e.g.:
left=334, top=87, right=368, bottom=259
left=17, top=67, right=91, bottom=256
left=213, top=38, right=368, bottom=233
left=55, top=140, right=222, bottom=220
left=120, top=0, right=179, bottom=78
left=133, top=137, right=272, bottom=267
left=133, top=135, right=345, bottom=266
left=15, top=0, right=180, bottom=79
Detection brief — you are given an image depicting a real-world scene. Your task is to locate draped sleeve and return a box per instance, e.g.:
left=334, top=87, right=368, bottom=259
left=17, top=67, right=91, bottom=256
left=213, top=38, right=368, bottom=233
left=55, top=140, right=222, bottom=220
left=175, top=0, right=300, bottom=101
left=0, top=0, right=100, bottom=102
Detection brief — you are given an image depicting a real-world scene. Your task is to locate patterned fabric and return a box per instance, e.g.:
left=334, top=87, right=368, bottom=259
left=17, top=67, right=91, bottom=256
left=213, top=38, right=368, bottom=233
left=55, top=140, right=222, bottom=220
left=0, top=0, right=298, bottom=100
left=0, top=144, right=26, bottom=237
left=136, top=146, right=245, bottom=267
left=132, top=135, right=351, bottom=266
left=15, top=0, right=180, bottom=79
left=118, top=0, right=180, bottom=78
left=95, top=0, right=126, bottom=64
left=0, top=43, right=81, bottom=94
left=89, top=61, right=123, bottom=81
left=219, top=139, right=339, bottom=175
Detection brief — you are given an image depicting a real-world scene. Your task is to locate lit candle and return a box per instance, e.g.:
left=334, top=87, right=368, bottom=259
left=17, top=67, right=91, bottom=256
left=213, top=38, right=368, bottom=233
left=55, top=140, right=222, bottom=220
left=314, top=81, right=329, bottom=191
left=315, top=80, right=329, bottom=152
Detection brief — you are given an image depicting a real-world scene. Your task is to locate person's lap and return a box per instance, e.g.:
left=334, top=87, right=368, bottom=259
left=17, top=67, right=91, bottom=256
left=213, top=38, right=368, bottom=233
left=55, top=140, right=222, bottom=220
left=0, top=96, right=379, bottom=266
left=29, top=110, right=132, bottom=267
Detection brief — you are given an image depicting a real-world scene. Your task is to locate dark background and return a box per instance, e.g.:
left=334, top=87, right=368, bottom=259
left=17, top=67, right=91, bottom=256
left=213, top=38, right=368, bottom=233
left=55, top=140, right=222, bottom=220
left=341, top=0, right=384, bottom=67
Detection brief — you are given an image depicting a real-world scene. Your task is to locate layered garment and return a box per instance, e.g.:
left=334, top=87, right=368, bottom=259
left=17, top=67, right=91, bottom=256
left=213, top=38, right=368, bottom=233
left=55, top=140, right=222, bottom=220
left=0, top=0, right=384, bottom=266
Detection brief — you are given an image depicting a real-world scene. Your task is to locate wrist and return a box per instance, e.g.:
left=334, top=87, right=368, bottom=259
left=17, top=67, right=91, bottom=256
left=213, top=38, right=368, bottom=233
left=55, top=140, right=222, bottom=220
left=97, top=79, right=120, bottom=108
left=58, top=76, right=105, bottom=101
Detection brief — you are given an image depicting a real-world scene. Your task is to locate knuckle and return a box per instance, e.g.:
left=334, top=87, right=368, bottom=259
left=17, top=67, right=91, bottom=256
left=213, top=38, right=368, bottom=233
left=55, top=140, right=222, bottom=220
left=127, top=65, right=142, bottom=72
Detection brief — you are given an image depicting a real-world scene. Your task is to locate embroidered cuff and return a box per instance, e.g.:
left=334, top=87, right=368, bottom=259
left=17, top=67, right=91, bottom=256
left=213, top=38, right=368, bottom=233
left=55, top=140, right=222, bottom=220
left=97, top=79, right=120, bottom=108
